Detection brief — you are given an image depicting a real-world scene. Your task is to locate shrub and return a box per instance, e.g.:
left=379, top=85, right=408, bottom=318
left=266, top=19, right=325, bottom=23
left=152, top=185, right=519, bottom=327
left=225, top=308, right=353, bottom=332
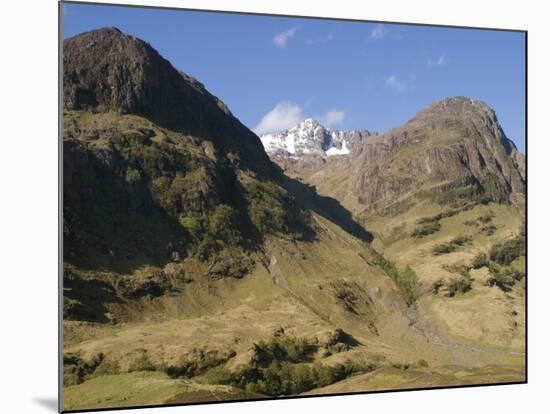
left=245, top=181, right=307, bottom=235
left=480, top=224, right=497, bottom=236
left=411, top=221, right=441, bottom=238
left=446, top=276, right=472, bottom=297
left=165, top=349, right=235, bottom=379
left=489, top=235, right=525, bottom=265
left=416, top=359, right=429, bottom=368
left=252, top=337, right=316, bottom=366
left=125, top=168, right=142, bottom=184
left=472, top=253, right=489, bottom=269
left=398, top=266, right=421, bottom=306
left=205, top=248, right=253, bottom=279
left=63, top=353, right=107, bottom=386
left=443, top=263, right=472, bottom=278
left=417, top=209, right=461, bottom=224
left=478, top=212, right=494, bottom=224
left=432, top=235, right=472, bottom=255
left=334, top=285, right=359, bottom=313
left=207, top=359, right=375, bottom=396
left=432, top=279, right=444, bottom=295
left=374, top=253, right=421, bottom=306
left=208, top=204, right=243, bottom=245
left=179, top=213, right=205, bottom=243
left=452, top=235, right=473, bottom=246
left=487, top=264, right=525, bottom=292
left=128, top=354, right=156, bottom=372
left=432, top=243, right=457, bottom=255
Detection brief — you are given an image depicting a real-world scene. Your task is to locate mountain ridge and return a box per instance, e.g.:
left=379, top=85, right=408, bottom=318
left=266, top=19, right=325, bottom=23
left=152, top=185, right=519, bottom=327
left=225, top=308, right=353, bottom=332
left=259, top=118, right=375, bottom=158
left=270, top=96, right=525, bottom=216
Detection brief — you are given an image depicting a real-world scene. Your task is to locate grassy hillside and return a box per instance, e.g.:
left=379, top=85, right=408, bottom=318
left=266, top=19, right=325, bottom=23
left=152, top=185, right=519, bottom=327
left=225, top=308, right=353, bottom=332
left=62, top=29, right=525, bottom=410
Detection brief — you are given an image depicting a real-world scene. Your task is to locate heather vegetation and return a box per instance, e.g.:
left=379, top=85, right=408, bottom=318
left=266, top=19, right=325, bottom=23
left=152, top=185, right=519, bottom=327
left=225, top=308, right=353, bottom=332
left=411, top=221, right=441, bottom=238
left=374, top=253, right=421, bottom=305
left=165, top=349, right=235, bottom=379
left=203, top=336, right=376, bottom=396
left=464, top=211, right=497, bottom=235
left=489, top=228, right=526, bottom=265
left=64, top=112, right=312, bottom=277
left=432, top=235, right=472, bottom=255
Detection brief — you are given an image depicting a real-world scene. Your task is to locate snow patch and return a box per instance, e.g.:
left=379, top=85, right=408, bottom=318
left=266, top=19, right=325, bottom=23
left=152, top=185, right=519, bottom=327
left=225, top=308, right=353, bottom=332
left=326, top=140, right=350, bottom=156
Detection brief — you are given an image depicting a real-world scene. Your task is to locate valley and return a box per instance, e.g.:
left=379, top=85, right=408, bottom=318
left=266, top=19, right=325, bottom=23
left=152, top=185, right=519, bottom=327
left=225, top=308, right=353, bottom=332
left=62, top=28, right=525, bottom=411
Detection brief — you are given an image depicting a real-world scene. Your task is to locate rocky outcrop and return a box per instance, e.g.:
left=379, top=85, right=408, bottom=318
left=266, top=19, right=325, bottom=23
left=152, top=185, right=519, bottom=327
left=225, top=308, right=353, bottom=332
left=260, top=118, right=375, bottom=158
left=348, top=97, right=525, bottom=213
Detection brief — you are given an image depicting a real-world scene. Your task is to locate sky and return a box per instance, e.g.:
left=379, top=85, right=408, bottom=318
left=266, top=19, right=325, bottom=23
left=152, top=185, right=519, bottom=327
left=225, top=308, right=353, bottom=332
left=63, top=2, right=526, bottom=152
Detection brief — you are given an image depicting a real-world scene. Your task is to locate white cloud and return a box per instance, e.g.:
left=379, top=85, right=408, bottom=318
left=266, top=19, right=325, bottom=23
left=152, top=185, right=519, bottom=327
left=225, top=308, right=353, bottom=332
left=385, top=75, right=408, bottom=93
left=322, top=109, right=346, bottom=127
left=306, top=32, right=334, bottom=45
left=368, top=24, right=389, bottom=40
left=273, top=27, right=300, bottom=48
left=254, top=102, right=304, bottom=135
left=427, top=55, right=449, bottom=67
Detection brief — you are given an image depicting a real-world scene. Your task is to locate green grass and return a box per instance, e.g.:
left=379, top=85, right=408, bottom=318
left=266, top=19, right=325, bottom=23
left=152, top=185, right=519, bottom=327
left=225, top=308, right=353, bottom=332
left=63, top=371, right=204, bottom=410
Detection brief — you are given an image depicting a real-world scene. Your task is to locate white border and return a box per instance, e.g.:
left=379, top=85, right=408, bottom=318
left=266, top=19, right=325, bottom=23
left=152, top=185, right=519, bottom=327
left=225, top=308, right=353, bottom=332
left=1, top=1, right=548, bottom=413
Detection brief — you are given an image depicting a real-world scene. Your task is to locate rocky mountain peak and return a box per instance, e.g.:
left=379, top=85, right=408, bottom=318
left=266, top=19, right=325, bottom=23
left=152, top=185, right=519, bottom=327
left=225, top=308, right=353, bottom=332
left=63, top=27, right=270, bottom=174
left=349, top=96, right=525, bottom=212
left=259, top=119, right=375, bottom=158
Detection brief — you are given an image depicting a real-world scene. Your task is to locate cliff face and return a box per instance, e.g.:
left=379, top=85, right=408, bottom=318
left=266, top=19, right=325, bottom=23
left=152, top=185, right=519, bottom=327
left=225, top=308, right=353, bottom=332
left=62, top=28, right=315, bottom=270
left=348, top=97, right=525, bottom=213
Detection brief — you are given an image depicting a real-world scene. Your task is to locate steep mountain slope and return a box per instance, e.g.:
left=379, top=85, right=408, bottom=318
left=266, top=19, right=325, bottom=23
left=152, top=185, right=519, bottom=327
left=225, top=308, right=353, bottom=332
left=351, top=97, right=525, bottom=213
left=270, top=97, right=526, bottom=353
left=260, top=118, right=375, bottom=157
left=282, top=97, right=525, bottom=216
left=63, top=28, right=316, bottom=276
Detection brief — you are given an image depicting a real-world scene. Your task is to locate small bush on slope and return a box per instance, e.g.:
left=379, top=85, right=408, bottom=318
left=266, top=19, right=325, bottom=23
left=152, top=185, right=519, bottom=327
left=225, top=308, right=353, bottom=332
left=374, top=253, right=421, bottom=306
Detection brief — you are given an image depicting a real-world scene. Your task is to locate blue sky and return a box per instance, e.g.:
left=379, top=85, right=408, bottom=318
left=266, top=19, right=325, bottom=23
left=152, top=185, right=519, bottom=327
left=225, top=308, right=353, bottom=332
left=63, top=2, right=526, bottom=152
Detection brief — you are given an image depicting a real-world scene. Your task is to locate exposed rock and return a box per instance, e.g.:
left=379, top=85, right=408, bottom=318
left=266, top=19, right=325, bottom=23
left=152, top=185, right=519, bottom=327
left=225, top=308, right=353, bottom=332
left=350, top=97, right=525, bottom=213
left=316, top=329, right=360, bottom=354
left=260, top=118, right=375, bottom=158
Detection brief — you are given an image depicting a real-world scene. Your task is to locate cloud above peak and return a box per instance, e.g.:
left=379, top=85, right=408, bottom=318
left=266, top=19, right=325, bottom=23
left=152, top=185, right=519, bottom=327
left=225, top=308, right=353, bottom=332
left=273, top=27, right=300, bottom=48
left=254, top=102, right=304, bottom=135
left=322, top=109, right=346, bottom=127
left=254, top=103, right=347, bottom=134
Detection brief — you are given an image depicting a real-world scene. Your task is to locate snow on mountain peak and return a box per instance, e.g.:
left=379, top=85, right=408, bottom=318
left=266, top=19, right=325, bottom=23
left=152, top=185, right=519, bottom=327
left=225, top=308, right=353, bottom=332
left=259, top=119, right=374, bottom=158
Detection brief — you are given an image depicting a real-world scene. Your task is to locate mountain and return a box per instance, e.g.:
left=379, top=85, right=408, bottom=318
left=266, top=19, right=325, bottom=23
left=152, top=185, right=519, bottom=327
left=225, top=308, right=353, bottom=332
left=259, top=118, right=375, bottom=158
left=264, top=96, right=526, bottom=381
left=63, top=27, right=318, bottom=273
left=62, top=28, right=525, bottom=411
left=351, top=97, right=525, bottom=213
left=63, top=27, right=270, bottom=174
left=278, top=97, right=525, bottom=217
